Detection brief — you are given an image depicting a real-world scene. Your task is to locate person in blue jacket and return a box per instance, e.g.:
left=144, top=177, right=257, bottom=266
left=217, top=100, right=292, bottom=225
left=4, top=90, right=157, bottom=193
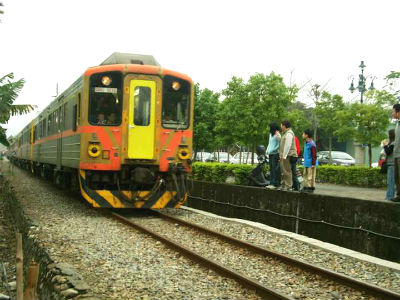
left=266, top=122, right=281, bottom=189
left=301, top=129, right=317, bottom=193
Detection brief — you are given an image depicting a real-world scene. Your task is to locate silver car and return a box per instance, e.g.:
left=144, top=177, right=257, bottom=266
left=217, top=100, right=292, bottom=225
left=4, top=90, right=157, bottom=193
left=317, top=151, right=355, bottom=166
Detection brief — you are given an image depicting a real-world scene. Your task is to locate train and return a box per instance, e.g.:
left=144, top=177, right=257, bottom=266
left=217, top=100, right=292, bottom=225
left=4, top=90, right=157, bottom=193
left=7, top=53, right=194, bottom=209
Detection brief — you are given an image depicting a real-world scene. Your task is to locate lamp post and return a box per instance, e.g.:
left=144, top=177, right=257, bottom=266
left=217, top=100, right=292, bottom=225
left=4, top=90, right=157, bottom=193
left=348, top=61, right=376, bottom=104
left=348, top=61, right=377, bottom=166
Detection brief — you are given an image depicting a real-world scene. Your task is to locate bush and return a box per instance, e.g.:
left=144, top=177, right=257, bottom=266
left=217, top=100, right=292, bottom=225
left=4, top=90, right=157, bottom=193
left=192, top=163, right=386, bottom=188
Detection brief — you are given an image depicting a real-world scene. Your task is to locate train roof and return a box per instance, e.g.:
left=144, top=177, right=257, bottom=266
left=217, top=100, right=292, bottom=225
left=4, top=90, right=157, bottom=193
left=101, top=53, right=161, bottom=67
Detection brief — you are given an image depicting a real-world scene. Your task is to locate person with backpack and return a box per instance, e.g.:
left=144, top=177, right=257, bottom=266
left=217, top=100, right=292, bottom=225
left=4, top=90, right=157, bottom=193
left=279, top=120, right=298, bottom=191
left=291, top=135, right=301, bottom=191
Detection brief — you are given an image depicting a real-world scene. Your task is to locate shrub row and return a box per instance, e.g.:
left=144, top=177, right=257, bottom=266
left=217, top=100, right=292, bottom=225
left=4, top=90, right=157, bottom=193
left=191, top=163, right=387, bottom=188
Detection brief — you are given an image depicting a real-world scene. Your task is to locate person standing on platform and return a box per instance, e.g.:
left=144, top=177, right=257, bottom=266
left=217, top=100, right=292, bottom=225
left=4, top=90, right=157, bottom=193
left=279, top=120, right=298, bottom=191
left=382, top=129, right=395, bottom=201
left=266, top=122, right=281, bottom=189
left=301, top=129, right=317, bottom=193
left=292, top=135, right=301, bottom=191
left=390, top=103, right=400, bottom=202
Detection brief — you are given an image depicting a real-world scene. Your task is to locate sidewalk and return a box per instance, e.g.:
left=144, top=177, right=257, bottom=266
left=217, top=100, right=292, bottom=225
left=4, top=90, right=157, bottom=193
left=315, top=183, right=387, bottom=202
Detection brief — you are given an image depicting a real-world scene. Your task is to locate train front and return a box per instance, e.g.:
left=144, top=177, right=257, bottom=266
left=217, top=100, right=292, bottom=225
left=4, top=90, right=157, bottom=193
left=79, top=56, right=193, bottom=208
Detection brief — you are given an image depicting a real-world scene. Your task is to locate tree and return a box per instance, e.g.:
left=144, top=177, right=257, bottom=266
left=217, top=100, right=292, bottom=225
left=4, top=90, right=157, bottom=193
left=285, top=107, right=312, bottom=151
left=0, top=73, right=34, bottom=146
left=336, top=103, right=389, bottom=167
left=193, top=84, right=220, bottom=155
left=314, top=91, right=345, bottom=163
left=308, top=84, right=323, bottom=143
left=216, top=73, right=297, bottom=163
left=385, top=71, right=400, bottom=98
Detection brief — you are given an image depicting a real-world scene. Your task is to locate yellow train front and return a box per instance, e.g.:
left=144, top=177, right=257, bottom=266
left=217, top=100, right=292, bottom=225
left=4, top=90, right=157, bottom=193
left=9, top=53, right=193, bottom=209
left=79, top=54, right=193, bottom=208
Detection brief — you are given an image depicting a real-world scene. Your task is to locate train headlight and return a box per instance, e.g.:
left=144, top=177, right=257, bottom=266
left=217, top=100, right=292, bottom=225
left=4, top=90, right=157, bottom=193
left=101, top=76, right=112, bottom=86
left=88, top=144, right=101, bottom=158
left=172, top=81, right=181, bottom=91
left=178, top=148, right=190, bottom=160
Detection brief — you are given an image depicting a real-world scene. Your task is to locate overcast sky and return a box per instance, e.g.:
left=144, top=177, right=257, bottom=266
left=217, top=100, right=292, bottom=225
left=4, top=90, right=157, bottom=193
left=1, top=0, right=400, bottom=136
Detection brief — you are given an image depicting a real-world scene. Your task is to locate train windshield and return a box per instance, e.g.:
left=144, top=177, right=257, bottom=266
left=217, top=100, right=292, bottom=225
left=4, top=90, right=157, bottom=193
left=162, top=75, right=190, bottom=129
left=89, top=72, right=122, bottom=126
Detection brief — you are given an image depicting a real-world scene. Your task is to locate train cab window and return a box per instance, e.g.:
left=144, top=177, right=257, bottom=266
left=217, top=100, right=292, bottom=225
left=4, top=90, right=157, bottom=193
left=162, top=76, right=190, bottom=129
left=89, top=72, right=122, bottom=126
left=133, top=87, right=151, bottom=126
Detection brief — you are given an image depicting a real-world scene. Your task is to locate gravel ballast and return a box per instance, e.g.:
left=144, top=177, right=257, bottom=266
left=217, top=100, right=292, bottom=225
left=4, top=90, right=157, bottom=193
left=0, top=162, right=261, bottom=300
left=1, top=160, right=399, bottom=299
left=163, top=208, right=400, bottom=294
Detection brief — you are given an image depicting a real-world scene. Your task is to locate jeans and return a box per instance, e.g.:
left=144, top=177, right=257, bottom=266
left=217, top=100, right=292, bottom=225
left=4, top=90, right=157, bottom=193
left=290, top=157, right=300, bottom=191
left=268, top=154, right=281, bottom=187
left=386, top=165, right=395, bottom=200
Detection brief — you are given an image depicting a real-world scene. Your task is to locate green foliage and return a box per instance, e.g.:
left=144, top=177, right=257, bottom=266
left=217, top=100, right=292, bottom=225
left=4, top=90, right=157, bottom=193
left=336, top=103, right=389, bottom=156
left=192, top=162, right=254, bottom=185
left=315, top=165, right=386, bottom=188
left=366, top=89, right=398, bottom=108
left=384, top=71, right=400, bottom=98
left=0, top=73, right=34, bottom=146
left=314, top=91, right=345, bottom=139
left=192, top=163, right=386, bottom=188
left=216, top=73, right=297, bottom=152
left=0, top=73, right=33, bottom=124
left=0, top=127, right=7, bottom=146
left=285, top=108, right=312, bottom=147
left=193, top=84, right=220, bottom=152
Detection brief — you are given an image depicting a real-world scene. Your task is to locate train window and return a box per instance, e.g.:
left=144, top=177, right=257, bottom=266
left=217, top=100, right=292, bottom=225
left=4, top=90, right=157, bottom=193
left=58, top=106, right=63, bottom=131
left=34, top=125, right=37, bottom=143
left=162, top=76, right=190, bottom=129
left=64, top=103, right=69, bottom=129
left=42, top=119, right=46, bottom=137
left=89, top=72, right=122, bottom=126
left=78, top=93, right=81, bottom=124
left=133, top=87, right=151, bottom=126
left=47, top=114, right=52, bottom=135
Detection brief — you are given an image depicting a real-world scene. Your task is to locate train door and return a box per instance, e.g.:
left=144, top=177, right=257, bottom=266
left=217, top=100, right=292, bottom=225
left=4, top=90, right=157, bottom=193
left=127, top=79, right=156, bottom=159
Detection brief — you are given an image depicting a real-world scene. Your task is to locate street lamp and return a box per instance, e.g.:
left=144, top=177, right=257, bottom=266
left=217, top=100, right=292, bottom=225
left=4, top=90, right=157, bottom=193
left=348, top=61, right=376, bottom=104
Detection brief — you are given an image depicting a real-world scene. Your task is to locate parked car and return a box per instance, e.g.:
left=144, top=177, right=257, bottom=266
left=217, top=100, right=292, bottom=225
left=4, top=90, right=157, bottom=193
left=193, top=151, right=213, bottom=162
left=317, top=151, right=355, bottom=166
left=210, top=151, right=231, bottom=163
left=231, top=152, right=258, bottom=164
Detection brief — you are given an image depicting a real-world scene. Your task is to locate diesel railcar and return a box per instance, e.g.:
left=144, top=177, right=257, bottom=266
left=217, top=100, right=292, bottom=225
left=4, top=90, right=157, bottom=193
left=8, top=53, right=193, bottom=208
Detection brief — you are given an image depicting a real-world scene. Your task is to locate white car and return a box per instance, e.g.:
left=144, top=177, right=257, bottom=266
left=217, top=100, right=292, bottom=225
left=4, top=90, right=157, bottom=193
left=211, top=152, right=231, bottom=163
left=231, top=152, right=257, bottom=164
left=193, top=152, right=212, bottom=162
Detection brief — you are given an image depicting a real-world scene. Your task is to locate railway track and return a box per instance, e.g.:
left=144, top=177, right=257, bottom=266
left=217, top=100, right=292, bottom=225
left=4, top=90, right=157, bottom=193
left=109, top=210, right=400, bottom=300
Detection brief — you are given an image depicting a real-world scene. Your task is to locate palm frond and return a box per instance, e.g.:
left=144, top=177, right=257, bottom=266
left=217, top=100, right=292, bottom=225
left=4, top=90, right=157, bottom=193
left=10, top=104, right=35, bottom=116
left=0, top=73, right=30, bottom=123
left=0, top=126, right=9, bottom=147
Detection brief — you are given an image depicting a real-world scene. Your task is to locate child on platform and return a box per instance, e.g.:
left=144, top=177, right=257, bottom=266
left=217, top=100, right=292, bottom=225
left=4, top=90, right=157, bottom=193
left=301, top=129, right=317, bottom=193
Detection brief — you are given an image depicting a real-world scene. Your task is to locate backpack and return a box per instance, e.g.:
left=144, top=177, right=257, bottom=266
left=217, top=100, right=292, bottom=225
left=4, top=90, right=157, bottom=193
left=294, top=136, right=300, bottom=156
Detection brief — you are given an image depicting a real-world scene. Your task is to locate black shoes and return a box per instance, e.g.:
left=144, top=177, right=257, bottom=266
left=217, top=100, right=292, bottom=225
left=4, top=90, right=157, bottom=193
left=390, top=197, right=400, bottom=202
left=300, top=187, right=314, bottom=193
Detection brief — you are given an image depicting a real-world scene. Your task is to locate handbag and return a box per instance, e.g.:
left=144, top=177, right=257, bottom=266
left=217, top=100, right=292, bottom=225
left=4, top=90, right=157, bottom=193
left=380, top=159, right=388, bottom=174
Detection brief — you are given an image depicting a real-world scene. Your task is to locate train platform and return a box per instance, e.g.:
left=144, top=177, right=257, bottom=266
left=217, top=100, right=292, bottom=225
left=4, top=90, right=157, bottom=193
left=315, top=183, right=387, bottom=202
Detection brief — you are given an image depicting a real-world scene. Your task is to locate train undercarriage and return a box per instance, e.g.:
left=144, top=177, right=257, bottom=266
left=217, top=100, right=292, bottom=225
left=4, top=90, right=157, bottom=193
left=8, top=158, right=189, bottom=209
